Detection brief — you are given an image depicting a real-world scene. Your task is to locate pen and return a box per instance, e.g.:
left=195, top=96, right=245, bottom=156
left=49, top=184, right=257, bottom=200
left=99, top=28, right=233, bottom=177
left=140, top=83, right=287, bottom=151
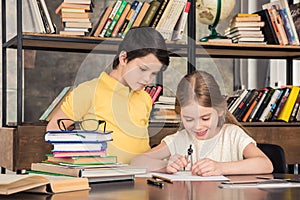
left=147, top=178, right=164, bottom=187
left=152, top=175, right=173, bottom=184
left=184, top=144, right=193, bottom=171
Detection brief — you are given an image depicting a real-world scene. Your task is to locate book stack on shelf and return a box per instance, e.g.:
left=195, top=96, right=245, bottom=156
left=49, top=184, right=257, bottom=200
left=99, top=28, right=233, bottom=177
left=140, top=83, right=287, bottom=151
left=225, top=13, right=266, bottom=44
left=151, top=96, right=180, bottom=122
left=56, top=0, right=93, bottom=36
left=257, top=0, right=299, bottom=45
left=92, top=0, right=190, bottom=41
left=30, top=129, right=147, bottom=182
left=227, top=86, right=300, bottom=123
left=144, top=85, right=163, bottom=104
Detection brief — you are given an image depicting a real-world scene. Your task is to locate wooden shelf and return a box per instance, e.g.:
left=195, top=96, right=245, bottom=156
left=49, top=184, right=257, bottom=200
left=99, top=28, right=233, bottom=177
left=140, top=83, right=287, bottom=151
left=4, top=33, right=300, bottom=59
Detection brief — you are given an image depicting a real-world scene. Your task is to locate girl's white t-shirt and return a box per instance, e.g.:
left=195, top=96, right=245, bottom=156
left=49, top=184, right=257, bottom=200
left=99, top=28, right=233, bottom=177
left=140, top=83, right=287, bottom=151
left=162, top=124, right=256, bottom=167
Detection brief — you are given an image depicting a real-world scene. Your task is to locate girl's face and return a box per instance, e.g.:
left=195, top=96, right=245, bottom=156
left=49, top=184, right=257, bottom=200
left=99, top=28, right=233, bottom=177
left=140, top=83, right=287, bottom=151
left=120, top=53, right=163, bottom=91
left=181, top=101, right=222, bottom=140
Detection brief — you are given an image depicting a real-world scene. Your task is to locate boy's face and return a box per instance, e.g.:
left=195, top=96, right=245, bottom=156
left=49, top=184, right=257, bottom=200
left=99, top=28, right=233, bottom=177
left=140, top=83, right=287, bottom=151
left=121, top=53, right=163, bottom=91
left=181, top=101, right=222, bottom=140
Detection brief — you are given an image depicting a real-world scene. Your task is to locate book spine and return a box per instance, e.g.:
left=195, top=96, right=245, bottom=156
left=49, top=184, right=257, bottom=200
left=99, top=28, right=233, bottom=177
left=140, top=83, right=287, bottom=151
left=265, top=89, right=283, bottom=121
left=271, top=5, right=289, bottom=45
left=229, top=90, right=249, bottom=114
left=40, top=0, right=55, bottom=33
left=289, top=92, right=300, bottom=121
left=99, top=0, right=122, bottom=37
left=121, top=2, right=143, bottom=38
left=31, top=0, right=46, bottom=33
left=236, top=89, right=260, bottom=122
left=132, top=2, right=150, bottom=28
left=172, top=1, right=190, bottom=40
left=278, top=86, right=300, bottom=122
left=253, top=88, right=275, bottom=122
left=118, top=1, right=139, bottom=37
left=289, top=2, right=300, bottom=40
left=242, top=91, right=262, bottom=122
left=93, top=6, right=113, bottom=37
left=232, top=90, right=252, bottom=119
left=105, top=0, right=128, bottom=37
left=278, top=7, right=296, bottom=45
left=111, top=4, right=131, bottom=37
left=140, top=0, right=161, bottom=27
left=271, top=87, right=291, bottom=121
left=151, top=0, right=169, bottom=27
left=259, top=89, right=282, bottom=122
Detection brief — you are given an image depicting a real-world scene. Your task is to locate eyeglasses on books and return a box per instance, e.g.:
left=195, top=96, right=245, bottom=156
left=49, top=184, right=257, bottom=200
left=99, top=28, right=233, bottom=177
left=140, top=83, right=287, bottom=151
left=57, top=119, right=107, bottom=132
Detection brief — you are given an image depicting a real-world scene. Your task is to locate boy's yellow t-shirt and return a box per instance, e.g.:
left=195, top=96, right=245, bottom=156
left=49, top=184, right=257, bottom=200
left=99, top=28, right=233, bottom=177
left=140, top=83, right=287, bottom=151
left=61, top=72, right=152, bottom=164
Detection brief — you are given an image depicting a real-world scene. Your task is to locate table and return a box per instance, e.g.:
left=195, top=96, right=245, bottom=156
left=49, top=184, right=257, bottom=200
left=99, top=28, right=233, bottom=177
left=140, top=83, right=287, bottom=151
left=1, top=175, right=300, bottom=199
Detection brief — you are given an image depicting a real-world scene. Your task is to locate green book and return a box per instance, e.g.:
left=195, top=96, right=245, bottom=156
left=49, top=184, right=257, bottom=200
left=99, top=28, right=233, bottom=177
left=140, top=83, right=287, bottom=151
left=105, top=0, right=128, bottom=37
left=140, top=0, right=161, bottom=27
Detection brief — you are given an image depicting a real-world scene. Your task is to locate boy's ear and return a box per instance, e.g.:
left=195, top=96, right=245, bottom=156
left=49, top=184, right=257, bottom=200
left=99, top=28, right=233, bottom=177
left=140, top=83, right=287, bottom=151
left=119, top=51, right=127, bottom=65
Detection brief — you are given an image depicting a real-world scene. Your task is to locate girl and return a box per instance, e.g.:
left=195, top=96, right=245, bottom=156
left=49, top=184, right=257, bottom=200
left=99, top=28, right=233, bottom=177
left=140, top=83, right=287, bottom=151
left=131, top=70, right=273, bottom=176
left=46, top=27, right=170, bottom=164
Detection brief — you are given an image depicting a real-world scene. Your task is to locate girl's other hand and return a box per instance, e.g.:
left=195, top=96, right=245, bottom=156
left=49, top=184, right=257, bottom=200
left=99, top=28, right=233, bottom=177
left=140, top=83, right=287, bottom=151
left=191, top=158, right=223, bottom=176
left=166, top=154, right=189, bottom=174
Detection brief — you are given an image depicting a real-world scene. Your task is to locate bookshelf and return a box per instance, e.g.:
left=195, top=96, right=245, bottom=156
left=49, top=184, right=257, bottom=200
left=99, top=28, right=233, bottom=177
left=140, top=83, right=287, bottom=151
left=1, top=0, right=300, bottom=171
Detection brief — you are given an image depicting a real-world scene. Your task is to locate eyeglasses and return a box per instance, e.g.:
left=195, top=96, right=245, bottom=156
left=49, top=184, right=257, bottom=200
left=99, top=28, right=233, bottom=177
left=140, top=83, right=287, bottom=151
left=57, top=119, right=107, bottom=132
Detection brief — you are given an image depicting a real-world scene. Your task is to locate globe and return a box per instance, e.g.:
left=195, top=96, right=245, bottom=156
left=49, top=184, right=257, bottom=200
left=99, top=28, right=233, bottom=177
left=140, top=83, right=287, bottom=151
left=196, top=0, right=236, bottom=41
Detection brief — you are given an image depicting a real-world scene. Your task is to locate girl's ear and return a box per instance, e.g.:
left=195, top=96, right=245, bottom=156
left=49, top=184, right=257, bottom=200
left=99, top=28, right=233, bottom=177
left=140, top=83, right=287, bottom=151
left=118, top=51, right=127, bottom=66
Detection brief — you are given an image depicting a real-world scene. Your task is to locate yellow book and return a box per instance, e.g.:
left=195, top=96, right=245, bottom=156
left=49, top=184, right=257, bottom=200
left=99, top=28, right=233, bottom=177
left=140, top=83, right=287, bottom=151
left=277, top=86, right=300, bottom=122
left=234, top=13, right=259, bottom=17
left=0, top=174, right=90, bottom=195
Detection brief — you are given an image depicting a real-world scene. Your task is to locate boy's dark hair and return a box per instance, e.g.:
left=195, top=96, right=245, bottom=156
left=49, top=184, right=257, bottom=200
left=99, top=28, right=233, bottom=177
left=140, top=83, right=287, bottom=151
left=112, top=27, right=170, bottom=70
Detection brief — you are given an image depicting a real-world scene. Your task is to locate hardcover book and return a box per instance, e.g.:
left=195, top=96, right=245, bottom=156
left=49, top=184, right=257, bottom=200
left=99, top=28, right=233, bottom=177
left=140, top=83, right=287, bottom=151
left=0, top=174, right=89, bottom=195
left=254, top=9, right=279, bottom=44
left=140, top=0, right=161, bottom=27
left=289, top=2, right=300, bottom=40
left=277, top=86, right=300, bottom=122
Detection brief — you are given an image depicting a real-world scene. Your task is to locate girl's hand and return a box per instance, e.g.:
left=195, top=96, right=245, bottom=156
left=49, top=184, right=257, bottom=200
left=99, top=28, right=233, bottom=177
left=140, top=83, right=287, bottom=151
left=191, top=158, right=223, bottom=176
left=166, top=154, right=189, bottom=174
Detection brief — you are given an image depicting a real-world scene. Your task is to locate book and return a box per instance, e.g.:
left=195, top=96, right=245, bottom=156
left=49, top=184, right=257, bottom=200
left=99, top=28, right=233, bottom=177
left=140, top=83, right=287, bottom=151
left=155, top=0, right=175, bottom=36
left=277, top=86, right=300, bottom=122
left=229, top=89, right=249, bottom=114
left=59, top=30, right=87, bottom=36
left=232, top=89, right=253, bottom=119
left=0, top=174, right=89, bottom=195
left=172, top=1, right=191, bottom=40
left=271, top=87, right=291, bottom=121
left=157, top=0, right=187, bottom=40
left=111, top=3, right=131, bottom=37
left=55, top=2, right=91, bottom=15
left=289, top=2, right=300, bottom=41
left=259, top=88, right=283, bottom=122
left=63, top=0, right=92, bottom=4
left=230, top=21, right=265, bottom=28
left=231, top=15, right=261, bottom=22
left=248, top=88, right=269, bottom=122
left=30, top=0, right=46, bottom=33
left=52, top=151, right=106, bottom=158
left=235, top=89, right=260, bottom=122
left=117, top=1, right=139, bottom=37
left=262, top=3, right=288, bottom=45
left=242, top=90, right=263, bottom=122
left=140, top=0, right=161, bottom=27
left=278, top=0, right=299, bottom=45
left=64, top=22, right=92, bottom=28
left=31, top=163, right=146, bottom=182
left=105, top=0, right=128, bottom=37
left=132, top=2, right=151, bottom=28
left=121, top=1, right=144, bottom=38
left=61, top=12, right=90, bottom=19
left=265, top=88, right=284, bottom=121
left=45, top=130, right=113, bottom=143
left=39, top=86, right=72, bottom=121
left=100, top=0, right=123, bottom=37
left=46, top=154, right=117, bottom=165
left=150, top=0, right=170, bottom=28
left=93, top=6, right=113, bottom=37
left=253, top=88, right=275, bottom=122
left=38, top=0, right=55, bottom=33
left=51, top=141, right=108, bottom=152
left=289, top=92, right=300, bottom=121
left=254, top=9, right=279, bottom=44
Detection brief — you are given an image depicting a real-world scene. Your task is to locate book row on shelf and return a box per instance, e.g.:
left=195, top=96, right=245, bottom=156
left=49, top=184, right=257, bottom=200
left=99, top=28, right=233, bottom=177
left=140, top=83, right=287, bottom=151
left=227, top=86, right=300, bottom=123
left=29, top=0, right=191, bottom=40
left=222, top=0, right=300, bottom=45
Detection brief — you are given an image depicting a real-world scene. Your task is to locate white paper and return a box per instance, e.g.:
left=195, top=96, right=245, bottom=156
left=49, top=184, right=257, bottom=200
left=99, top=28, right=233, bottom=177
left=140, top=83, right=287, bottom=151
left=151, top=171, right=229, bottom=181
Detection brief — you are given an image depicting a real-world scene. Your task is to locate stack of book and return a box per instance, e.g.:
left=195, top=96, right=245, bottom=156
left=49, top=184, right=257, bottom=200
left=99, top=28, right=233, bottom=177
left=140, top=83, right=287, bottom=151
left=92, top=0, right=191, bottom=41
left=227, top=86, right=300, bottom=123
left=225, top=13, right=266, bottom=44
left=151, top=96, right=180, bottom=122
left=31, top=129, right=147, bottom=182
left=144, top=85, right=163, bottom=104
left=56, top=0, right=93, bottom=36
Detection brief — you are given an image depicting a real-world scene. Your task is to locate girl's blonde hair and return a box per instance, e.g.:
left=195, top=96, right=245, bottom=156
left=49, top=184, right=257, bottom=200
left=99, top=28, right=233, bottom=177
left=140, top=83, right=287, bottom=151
left=175, top=70, right=247, bottom=131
